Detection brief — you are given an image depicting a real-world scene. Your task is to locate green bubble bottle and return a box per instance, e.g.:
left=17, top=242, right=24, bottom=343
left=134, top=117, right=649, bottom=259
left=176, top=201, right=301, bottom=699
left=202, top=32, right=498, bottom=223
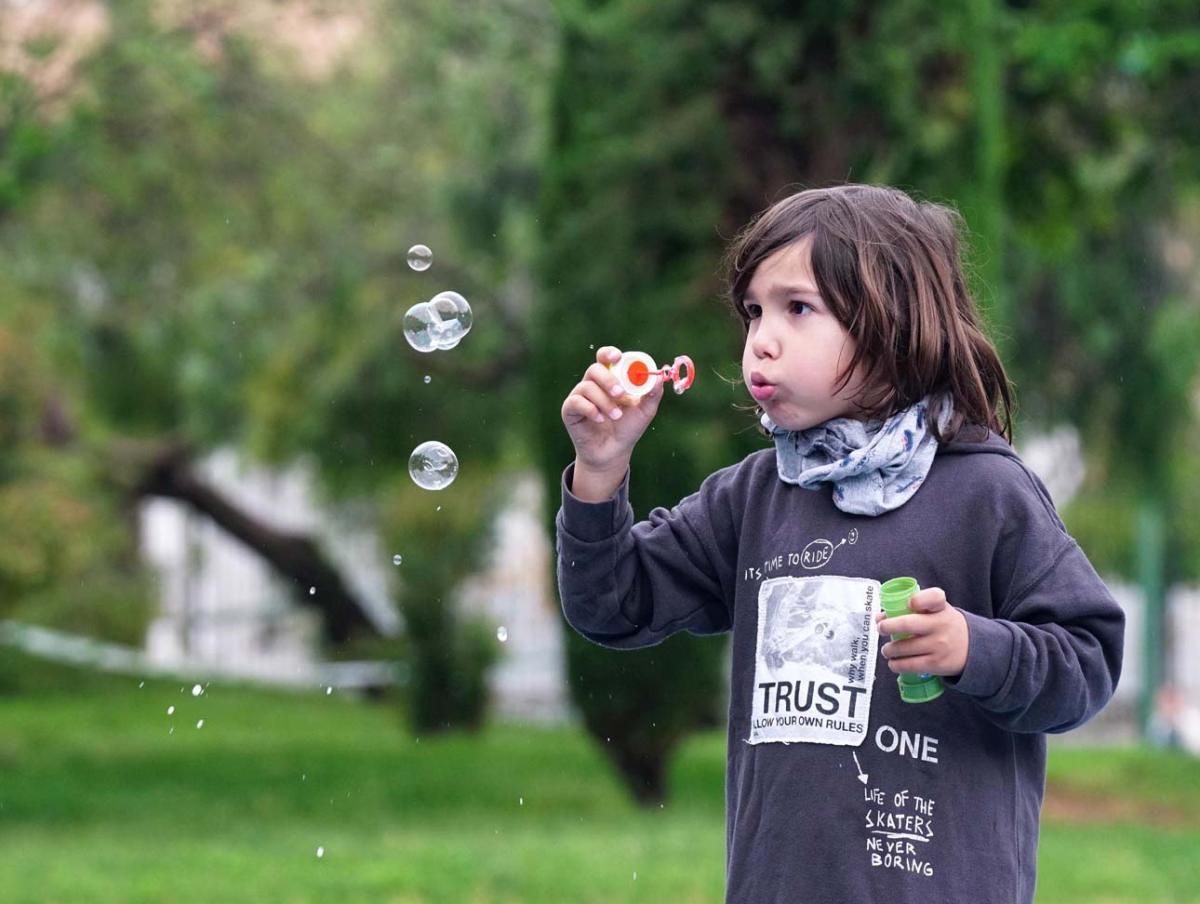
left=880, top=577, right=944, bottom=703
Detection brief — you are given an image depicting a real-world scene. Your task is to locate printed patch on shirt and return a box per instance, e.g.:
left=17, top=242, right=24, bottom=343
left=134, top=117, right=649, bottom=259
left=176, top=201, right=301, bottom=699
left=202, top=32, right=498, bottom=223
left=748, top=575, right=879, bottom=746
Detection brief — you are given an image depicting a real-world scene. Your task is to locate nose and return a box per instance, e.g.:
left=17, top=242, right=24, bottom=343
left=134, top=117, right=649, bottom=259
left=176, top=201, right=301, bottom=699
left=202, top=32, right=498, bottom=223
left=749, top=316, right=781, bottom=360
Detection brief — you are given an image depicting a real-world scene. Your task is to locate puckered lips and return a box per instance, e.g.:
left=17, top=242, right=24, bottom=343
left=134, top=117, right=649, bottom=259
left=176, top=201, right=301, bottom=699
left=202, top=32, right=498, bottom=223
left=749, top=371, right=777, bottom=402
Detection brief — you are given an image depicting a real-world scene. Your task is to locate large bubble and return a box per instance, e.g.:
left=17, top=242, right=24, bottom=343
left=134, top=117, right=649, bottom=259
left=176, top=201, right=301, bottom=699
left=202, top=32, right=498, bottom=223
left=408, top=441, right=459, bottom=490
left=403, top=291, right=473, bottom=353
left=407, top=244, right=432, bottom=271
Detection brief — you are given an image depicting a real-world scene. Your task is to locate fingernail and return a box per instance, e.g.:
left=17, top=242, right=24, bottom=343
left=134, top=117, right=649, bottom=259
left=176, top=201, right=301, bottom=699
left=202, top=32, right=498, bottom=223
left=593, top=414, right=605, bottom=423
left=609, top=408, right=622, bottom=420
left=609, top=384, right=625, bottom=397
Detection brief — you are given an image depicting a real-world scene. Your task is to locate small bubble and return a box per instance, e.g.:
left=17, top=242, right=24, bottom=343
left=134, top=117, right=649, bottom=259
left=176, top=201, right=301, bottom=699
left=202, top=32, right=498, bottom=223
left=196, top=719, right=205, bottom=729
left=191, top=684, right=203, bottom=697
left=436, top=505, right=442, bottom=511
left=392, top=554, right=403, bottom=565
left=316, top=846, right=325, bottom=859
left=169, top=726, right=174, bottom=735
left=497, top=626, right=508, bottom=643
left=408, top=441, right=459, bottom=490
left=519, top=797, right=524, bottom=806
left=167, top=706, right=175, bottom=715
left=633, top=872, right=638, bottom=881
left=407, top=244, right=432, bottom=271
left=423, top=375, right=431, bottom=384
left=302, top=774, right=307, bottom=781
left=326, top=687, right=333, bottom=696
left=309, top=586, right=316, bottom=596
left=138, top=681, right=144, bottom=688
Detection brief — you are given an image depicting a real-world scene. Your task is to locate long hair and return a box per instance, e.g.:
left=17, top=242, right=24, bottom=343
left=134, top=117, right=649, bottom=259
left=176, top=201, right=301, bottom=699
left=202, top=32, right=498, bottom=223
left=724, top=184, right=1013, bottom=443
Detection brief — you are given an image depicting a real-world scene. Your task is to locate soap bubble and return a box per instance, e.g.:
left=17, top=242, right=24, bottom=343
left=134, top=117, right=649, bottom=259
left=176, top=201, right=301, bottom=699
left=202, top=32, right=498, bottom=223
left=408, top=441, right=459, bottom=490
left=196, top=719, right=204, bottom=729
left=191, top=684, right=203, bottom=697
left=497, top=625, right=508, bottom=643
left=392, top=554, right=403, bottom=566
left=167, top=706, right=175, bottom=715
left=407, top=244, right=432, bottom=271
left=403, top=302, right=440, bottom=353
left=403, top=292, right=472, bottom=353
left=427, top=291, right=472, bottom=349
left=316, top=846, right=325, bottom=859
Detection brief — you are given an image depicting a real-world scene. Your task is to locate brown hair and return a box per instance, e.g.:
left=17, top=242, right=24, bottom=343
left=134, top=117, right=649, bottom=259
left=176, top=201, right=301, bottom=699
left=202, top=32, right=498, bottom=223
left=724, top=184, right=1013, bottom=443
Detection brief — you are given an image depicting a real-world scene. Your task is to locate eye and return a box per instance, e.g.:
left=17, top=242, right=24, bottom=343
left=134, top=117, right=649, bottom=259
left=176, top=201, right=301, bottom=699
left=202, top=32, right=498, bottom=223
left=789, top=300, right=813, bottom=316
left=744, top=303, right=762, bottom=319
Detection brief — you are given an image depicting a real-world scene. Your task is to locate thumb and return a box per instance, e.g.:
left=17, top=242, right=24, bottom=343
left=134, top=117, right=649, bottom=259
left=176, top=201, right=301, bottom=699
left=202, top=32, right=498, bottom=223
left=909, top=588, right=948, bottom=613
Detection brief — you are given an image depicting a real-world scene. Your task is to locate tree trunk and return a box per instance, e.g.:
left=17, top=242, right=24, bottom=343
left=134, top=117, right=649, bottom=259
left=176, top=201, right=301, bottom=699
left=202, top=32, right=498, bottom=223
left=122, top=439, right=383, bottom=646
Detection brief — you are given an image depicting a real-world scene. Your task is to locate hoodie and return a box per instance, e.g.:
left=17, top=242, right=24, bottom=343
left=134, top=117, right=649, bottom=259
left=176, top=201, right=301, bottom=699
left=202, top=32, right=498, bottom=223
left=556, top=432, right=1124, bottom=904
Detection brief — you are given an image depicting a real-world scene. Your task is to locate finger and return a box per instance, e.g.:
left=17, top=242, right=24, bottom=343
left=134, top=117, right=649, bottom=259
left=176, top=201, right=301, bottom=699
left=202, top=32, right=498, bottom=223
left=909, top=588, right=947, bottom=613
left=888, top=654, right=940, bottom=675
left=595, top=345, right=623, bottom=366
left=562, top=392, right=608, bottom=425
left=585, top=361, right=629, bottom=402
left=881, top=635, right=933, bottom=660
left=576, top=380, right=625, bottom=421
left=878, top=614, right=935, bottom=637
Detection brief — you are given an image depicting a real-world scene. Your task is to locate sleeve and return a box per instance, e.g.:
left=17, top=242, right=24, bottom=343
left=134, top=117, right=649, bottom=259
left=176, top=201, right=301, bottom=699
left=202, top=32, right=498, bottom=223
left=948, top=465, right=1125, bottom=734
left=555, top=462, right=737, bottom=649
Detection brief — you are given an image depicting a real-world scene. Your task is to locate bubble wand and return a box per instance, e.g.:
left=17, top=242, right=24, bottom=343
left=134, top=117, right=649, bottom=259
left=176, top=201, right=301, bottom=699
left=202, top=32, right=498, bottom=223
left=608, top=351, right=696, bottom=398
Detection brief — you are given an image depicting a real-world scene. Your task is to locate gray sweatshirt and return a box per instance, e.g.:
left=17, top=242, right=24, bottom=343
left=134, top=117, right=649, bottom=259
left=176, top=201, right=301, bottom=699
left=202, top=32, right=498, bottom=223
left=556, top=432, right=1124, bottom=904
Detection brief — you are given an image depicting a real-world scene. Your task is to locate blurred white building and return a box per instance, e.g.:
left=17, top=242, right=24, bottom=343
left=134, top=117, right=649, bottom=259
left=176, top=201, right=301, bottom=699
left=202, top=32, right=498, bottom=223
left=139, top=450, right=569, bottom=722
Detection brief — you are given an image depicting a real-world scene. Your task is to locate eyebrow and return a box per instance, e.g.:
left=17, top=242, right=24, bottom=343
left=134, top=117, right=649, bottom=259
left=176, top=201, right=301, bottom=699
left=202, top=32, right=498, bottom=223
left=744, top=284, right=823, bottom=303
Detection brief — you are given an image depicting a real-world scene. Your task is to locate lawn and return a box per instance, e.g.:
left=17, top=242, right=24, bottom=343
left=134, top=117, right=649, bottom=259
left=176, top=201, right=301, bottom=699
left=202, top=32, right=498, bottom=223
left=0, top=656, right=1197, bottom=903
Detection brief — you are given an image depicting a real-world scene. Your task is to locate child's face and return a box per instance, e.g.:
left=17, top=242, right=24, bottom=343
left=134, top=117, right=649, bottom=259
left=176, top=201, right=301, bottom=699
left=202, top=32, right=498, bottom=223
left=741, top=236, right=869, bottom=431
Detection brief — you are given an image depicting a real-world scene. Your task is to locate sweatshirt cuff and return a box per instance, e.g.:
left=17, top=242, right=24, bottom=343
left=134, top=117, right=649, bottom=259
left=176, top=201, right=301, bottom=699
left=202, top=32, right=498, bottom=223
left=559, top=463, right=631, bottom=542
left=948, top=610, right=1016, bottom=700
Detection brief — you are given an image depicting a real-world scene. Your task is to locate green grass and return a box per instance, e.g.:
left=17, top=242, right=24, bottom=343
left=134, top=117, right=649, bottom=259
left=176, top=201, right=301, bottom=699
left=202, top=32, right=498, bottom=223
left=0, top=654, right=1197, bottom=902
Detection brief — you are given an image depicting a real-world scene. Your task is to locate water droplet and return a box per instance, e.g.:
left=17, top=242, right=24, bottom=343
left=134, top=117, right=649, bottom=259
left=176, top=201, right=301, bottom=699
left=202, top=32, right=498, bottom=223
left=406, top=244, right=432, bottom=271
left=316, top=846, right=325, bottom=859
left=409, top=441, right=458, bottom=490
left=191, top=684, right=203, bottom=697
left=167, top=706, right=175, bottom=715
left=423, top=375, right=431, bottom=384
left=392, top=554, right=403, bottom=566
left=497, top=625, right=508, bottom=643
left=196, top=719, right=204, bottom=729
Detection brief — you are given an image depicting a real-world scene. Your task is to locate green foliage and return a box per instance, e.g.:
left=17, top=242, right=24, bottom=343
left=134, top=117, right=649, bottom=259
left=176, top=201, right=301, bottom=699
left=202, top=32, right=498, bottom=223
left=535, top=0, right=1200, bottom=800
left=535, top=0, right=755, bottom=804
left=0, top=1, right=557, bottom=698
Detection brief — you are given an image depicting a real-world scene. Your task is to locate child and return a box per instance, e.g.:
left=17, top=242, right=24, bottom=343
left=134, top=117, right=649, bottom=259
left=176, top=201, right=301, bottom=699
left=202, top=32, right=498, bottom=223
left=556, top=184, right=1124, bottom=903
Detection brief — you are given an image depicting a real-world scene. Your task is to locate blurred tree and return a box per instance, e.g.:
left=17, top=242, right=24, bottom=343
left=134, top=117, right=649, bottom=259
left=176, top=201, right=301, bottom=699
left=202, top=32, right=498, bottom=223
left=535, top=0, right=1200, bottom=799
left=0, top=0, right=557, bottom=728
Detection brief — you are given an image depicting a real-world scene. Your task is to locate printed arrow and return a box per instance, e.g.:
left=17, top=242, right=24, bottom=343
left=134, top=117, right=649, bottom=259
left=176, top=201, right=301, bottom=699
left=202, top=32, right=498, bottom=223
left=852, top=750, right=868, bottom=785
